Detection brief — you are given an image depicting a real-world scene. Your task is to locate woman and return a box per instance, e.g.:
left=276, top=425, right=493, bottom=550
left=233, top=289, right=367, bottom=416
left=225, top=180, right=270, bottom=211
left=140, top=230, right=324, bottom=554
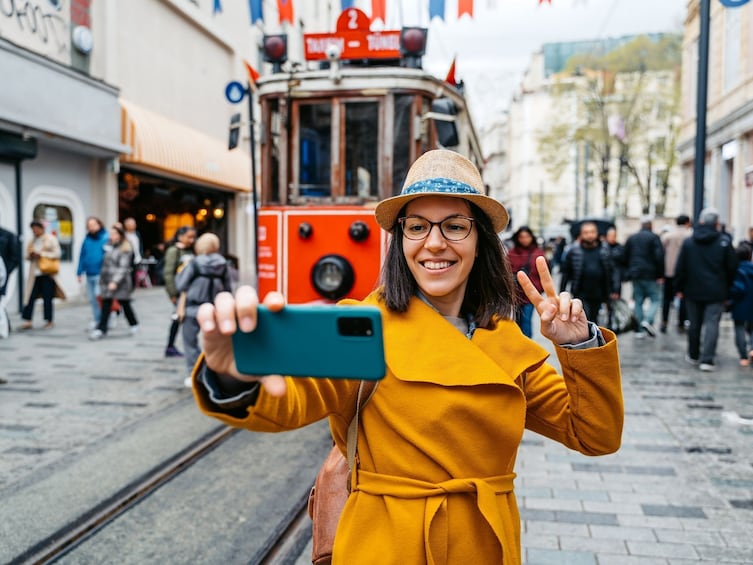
left=89, top=225, right=140, bottom=340
left=189, top=150, right=623, bottom=564
left=507, top=225, right=545, bottom=337
left=175, top=232, right=233, bottom=385
left=20, top=221, right=65, bottom=330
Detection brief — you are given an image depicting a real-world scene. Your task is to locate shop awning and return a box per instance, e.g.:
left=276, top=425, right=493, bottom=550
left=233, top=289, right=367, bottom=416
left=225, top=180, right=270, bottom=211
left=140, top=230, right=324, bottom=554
left=120, top=99, right=250, bottom=192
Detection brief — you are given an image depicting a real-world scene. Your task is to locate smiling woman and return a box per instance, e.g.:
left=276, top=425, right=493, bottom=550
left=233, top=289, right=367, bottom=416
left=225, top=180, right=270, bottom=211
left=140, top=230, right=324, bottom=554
left=189, top=149, right=624, bottom=565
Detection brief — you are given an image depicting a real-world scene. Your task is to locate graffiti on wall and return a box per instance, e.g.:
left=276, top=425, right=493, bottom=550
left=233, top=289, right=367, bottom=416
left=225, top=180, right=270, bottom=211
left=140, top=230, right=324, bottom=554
left=0, top=0, right=70, bottom=64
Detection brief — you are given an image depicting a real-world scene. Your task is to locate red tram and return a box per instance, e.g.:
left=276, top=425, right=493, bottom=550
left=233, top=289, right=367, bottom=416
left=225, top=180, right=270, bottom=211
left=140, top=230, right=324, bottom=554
left=254, top=8, right=484, bottom=303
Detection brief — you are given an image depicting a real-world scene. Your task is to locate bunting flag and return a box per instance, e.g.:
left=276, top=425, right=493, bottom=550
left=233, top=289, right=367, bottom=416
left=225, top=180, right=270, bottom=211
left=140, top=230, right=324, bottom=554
left=278, top=0, right=294, bottom=24
left=445, top=56, right=457, bottom=86
left=429, top=0, right=445, bottom=20
left=249, top=0, right=263, bottom=23
left=458, top=0, right=473, bottom=18
left=213, top=0, right=222, bottom=14
left=538, top=0, right=552, bottom=4
left=341, top=0, right=355, bottom=9
left=371, top=0, right=386, bottom=23
left=244, top=60, right=261, bottom=90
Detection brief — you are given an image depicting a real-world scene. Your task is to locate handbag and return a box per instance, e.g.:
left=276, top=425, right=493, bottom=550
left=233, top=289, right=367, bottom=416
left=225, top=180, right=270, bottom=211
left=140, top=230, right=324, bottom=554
left=605, top=298, right=637, bottom=334
left=307, top=380, right=377, bottom=565
left=97, top=295, right=122, bottom=313
left=38, top=256, right=60, bottom=275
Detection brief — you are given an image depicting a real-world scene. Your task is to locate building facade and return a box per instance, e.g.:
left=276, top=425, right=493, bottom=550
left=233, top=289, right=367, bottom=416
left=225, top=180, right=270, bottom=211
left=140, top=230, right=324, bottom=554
left=678, top=0, right=753, bottom=242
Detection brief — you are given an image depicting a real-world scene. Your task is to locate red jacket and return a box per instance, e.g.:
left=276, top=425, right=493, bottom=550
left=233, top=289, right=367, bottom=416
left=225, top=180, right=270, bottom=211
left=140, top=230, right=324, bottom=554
left=507, top=244, right=545, bottom=304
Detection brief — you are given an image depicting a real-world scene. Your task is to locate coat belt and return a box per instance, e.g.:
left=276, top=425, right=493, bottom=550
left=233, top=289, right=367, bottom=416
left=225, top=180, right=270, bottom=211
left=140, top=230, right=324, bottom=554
left=354, top=469, right=518, bottom=565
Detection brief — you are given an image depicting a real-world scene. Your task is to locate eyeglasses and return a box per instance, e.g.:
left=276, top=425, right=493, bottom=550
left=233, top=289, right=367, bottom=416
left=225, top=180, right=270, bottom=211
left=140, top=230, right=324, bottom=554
left=398, top=215, right=475, bottom=241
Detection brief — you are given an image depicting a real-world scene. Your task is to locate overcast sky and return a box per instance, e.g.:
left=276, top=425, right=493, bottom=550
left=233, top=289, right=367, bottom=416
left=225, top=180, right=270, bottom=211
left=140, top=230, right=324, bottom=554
left=375, top=0, right=688, bottom=125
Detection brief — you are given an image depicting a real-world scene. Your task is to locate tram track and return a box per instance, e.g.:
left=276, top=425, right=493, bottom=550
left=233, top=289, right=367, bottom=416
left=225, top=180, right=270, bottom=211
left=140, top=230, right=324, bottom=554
left=14, top=425, right=239, bottom=565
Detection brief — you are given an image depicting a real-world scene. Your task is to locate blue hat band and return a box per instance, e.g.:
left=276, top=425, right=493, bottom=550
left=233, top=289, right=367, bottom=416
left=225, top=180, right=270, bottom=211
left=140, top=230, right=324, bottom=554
left=402, top=177, right=482, bottom=196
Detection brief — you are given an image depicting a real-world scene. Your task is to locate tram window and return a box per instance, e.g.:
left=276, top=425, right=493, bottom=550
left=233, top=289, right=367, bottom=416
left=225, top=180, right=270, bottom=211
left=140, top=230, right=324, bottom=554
left=32, top=204, right=73, bottom=261
left=269, top=101, right=281, bottom=203
left=298, top=103, right=332, bottom=197
left=392, top=95, right=413, bottom=196
left=344, top=102, right=378, bottom=199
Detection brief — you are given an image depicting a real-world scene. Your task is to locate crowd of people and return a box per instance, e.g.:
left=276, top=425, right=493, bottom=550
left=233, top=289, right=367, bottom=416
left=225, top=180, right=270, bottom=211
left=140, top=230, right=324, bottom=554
left=0, top=216, right=235, bottom=385
left=549, top=211, right=753, bottom=370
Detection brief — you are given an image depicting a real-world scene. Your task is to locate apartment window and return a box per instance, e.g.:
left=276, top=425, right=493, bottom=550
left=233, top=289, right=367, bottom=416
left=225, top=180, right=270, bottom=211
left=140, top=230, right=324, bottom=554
left=723, top=8, right=741, bottom=92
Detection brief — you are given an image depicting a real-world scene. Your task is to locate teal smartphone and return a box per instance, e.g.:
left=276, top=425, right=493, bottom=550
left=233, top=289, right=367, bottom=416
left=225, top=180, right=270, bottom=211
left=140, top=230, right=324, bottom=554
left=231, top=305, right=386, bottom=380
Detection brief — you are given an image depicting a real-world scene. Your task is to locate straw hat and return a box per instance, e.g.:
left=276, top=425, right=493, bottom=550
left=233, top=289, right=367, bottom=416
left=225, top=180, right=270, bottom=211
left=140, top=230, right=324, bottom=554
left=375, top=149, right=509, bottom=233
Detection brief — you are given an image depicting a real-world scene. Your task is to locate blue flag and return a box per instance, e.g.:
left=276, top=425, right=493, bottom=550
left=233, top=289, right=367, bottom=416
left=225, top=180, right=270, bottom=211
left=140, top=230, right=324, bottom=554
left=341, top=0, right=355, bottom=9
left=213, top=0, right=222, bottom=14
left=249, top=0, right=263, bottom=23
left=429, top=0, right=446, bottom=20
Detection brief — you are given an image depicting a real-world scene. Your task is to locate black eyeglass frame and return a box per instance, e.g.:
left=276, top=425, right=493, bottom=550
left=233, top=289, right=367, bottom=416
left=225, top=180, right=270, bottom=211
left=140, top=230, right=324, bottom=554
left=397, top=214, right=476, bottom=241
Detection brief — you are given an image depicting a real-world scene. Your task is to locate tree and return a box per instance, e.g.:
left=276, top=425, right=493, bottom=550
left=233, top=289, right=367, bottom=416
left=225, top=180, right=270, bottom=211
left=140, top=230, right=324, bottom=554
left=537, top=34, right=682, bottom=217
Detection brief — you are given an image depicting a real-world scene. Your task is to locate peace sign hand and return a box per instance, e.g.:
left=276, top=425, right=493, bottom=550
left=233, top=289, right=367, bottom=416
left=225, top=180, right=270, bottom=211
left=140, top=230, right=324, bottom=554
left=516, top=256, right=590, bottom=345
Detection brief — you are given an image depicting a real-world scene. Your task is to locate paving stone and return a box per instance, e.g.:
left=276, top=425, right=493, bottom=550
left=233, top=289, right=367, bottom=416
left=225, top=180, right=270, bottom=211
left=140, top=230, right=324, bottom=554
left=526, top=548, right=597, bottom=565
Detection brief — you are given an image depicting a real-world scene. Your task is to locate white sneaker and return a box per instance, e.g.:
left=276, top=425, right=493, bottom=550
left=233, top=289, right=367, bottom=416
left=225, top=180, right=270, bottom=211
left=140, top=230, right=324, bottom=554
left=130, top=324, right=140, bottom=335
left=89, top=329, right=104, bottom=341
left=699, top=363, right=715, bottom=372
left=183, top=376, right=193, bottom=388
left=640, top=321, right=657, bottom=337
left=685, top=355, right=700, bottom=366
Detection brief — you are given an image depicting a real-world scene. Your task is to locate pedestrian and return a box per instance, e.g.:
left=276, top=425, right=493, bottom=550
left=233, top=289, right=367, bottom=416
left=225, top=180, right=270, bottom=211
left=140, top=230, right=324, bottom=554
left=604, top=226, right=625, bottom=293
left=660, top=214, right=692, bottom=334
left=175, top=233, right=233, bottom=386
left=729, top=243, right=753, bottom=367
left=76, top=216, right=109, bottom=330
left=123, top=217, right=144, bottom=288
left=20, top=221, right=66, bottom=330
left=507, top=225, right=545, bottom=338
left=0, top=225, right=20, bottom=298
left=189, top=150, right=623, bottom=564
left=622, top=216, right=664, bottom=338
left=559, top=221, right=619, bottom=323
left=89, top=224, right=140, bottom=340
left=675, top=208, right=739, bottom=372
left=162, top=226, right=197, bottom=357
left=0, top=225, right=20, bottom=338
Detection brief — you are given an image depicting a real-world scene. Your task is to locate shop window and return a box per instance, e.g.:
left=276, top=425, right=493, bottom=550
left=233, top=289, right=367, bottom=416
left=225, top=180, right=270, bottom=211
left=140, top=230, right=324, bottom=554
left=32, top=204, right=74, bottom=261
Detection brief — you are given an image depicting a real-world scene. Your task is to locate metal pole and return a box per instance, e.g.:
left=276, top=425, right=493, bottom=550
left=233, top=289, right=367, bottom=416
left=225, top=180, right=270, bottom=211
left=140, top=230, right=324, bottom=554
left=693, top=0, right=710, bottom=222
left=247, top=82, right=260, bottom=289
left=14, top=160, right=24, bottom=313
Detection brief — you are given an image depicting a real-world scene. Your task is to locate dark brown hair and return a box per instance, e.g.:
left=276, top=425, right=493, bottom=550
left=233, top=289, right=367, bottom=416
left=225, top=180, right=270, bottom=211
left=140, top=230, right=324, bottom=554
left=378, top=201, right=516, bottom=329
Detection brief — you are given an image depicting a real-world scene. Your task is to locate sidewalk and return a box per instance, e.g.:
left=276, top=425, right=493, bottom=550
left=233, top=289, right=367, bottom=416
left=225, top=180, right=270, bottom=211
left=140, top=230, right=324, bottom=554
left=0, top=287, right=191, bottom=490
left=2, top=291, right=753, bottom=562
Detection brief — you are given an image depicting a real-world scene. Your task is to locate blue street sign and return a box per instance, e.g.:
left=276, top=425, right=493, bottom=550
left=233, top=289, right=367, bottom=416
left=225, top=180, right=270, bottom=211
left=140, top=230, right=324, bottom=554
left=225, top=81, right=247, bottom=104
left=720, top=0, right=750, bottom=7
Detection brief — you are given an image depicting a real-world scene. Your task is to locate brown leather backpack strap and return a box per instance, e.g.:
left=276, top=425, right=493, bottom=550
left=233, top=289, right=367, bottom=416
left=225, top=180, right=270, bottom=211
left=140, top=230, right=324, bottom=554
left=346, top=380, right=377, bottom=469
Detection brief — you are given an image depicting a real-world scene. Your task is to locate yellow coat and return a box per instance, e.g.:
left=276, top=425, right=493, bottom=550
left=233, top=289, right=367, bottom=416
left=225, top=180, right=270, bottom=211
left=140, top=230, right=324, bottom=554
left=193, top=292, right=623, bottom=565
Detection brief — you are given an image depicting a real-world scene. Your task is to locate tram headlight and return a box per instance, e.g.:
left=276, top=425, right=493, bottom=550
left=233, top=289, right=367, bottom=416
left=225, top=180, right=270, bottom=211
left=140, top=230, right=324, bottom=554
left=311, top=254, right=355, bottom=301
left=348, top=221, right=370, bottom=242
left=298, top=222, right=313, bottom=240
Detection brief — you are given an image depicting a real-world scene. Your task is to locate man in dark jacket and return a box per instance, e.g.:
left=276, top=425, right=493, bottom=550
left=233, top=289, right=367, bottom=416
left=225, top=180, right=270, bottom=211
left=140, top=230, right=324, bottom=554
left=675, top=208, right=739, bottom=372
left=623, top=216, right=665, bottom=338
left=560, top=221, right=618, bottom=323
left=0, top=226, right=20, bottom=297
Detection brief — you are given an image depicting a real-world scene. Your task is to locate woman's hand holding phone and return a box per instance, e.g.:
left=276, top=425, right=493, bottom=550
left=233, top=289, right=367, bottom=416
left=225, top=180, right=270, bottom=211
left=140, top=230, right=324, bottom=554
left=196, top=286, right=288, bottom=396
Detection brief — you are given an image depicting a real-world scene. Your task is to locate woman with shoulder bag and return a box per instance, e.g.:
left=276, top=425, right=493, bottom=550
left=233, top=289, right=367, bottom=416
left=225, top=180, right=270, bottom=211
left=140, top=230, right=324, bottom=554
left=507, top=226, right=545, bottom=338
left=89, top=225, right=140, bottom=340
left=188, top=150, right=623, bottom=565
left=20, top=221, right=65, bottom=330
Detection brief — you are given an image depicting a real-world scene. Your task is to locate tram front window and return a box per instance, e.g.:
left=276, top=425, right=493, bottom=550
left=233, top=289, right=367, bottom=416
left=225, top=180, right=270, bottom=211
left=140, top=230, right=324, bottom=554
left=299, top=103, right=332, bottom=197
left=344, top=102, right=378, bottom=199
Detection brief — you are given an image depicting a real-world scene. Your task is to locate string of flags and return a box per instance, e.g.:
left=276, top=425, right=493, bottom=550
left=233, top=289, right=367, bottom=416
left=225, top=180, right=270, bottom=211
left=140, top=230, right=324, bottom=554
left=236, top=1, right=558, bottom=27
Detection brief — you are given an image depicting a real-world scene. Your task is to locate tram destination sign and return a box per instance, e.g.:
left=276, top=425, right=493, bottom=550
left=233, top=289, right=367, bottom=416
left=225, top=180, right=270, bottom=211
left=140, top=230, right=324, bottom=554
left=303, top=7, right=401, bottom=61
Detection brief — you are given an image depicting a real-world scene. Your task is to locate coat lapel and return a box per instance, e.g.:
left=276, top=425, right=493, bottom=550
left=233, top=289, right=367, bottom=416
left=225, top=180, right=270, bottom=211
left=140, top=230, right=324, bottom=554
left=353, top=293, right=550, bottom=388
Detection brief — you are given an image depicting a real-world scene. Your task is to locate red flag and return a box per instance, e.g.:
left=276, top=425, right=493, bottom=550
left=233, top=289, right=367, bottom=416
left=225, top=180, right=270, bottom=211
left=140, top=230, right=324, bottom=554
left=445, top=57, right=457, bottom=86
left=538, top=0, right=552, bottom=4
left=244, top=60, right=260, bottom=88
left=371, top=0, right=386, bottom=23
left=458, top=0, right=473, bottom=18
left=278, top=0, right=294, bottom=24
